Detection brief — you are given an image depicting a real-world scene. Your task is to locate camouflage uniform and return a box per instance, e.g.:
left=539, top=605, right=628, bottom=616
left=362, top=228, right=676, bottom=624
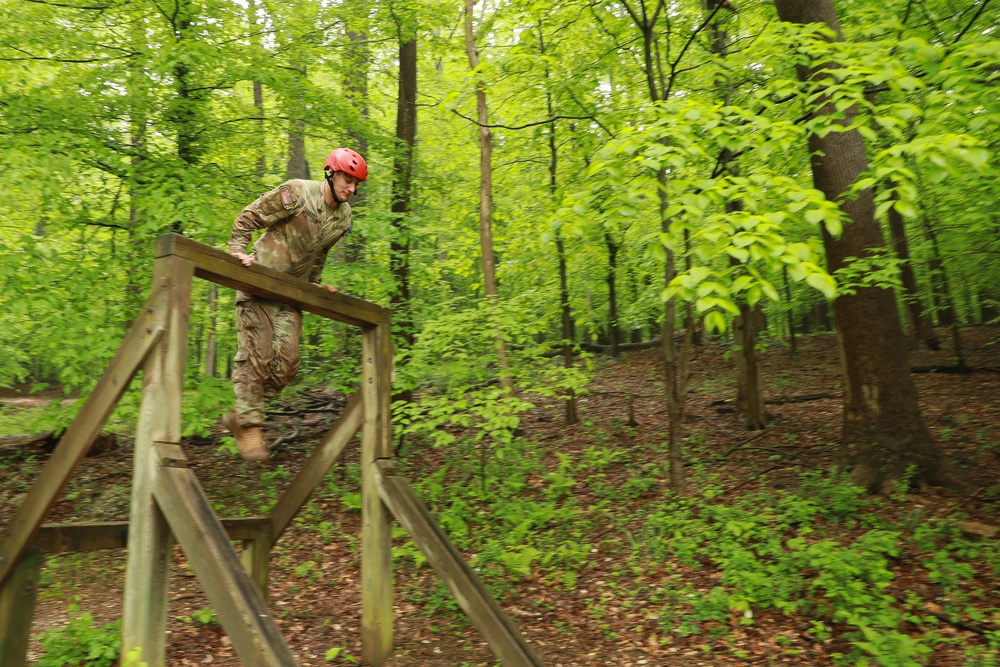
left=228, top=179, right=353, bottom=427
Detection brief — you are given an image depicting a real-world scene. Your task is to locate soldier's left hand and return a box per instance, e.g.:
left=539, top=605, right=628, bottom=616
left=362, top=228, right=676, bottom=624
left=319, top=284, right=338, bottom=294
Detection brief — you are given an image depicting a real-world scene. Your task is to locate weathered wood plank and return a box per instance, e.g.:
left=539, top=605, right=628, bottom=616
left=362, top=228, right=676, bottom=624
left=155, top=234, right=390, bottom=327
left=0, top=549, right=42, bottom=667
left=154, top=466, right=298, bottom=667
left=0, top=291, right=166, bottom=588
left=241, top=533, right=271, bottom=603
left=122, top=256, right=192, bottom=667
left=268, top=391, right=363, bottom=545
left=30, top=518, right=271, bottom=554
left=374, top=461, right=545, bottom=667
left=361, top=323, right=394, bottom=666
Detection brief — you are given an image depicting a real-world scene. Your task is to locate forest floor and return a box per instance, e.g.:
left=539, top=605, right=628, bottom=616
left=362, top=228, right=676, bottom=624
left=1, top=327, right=999, bottom=667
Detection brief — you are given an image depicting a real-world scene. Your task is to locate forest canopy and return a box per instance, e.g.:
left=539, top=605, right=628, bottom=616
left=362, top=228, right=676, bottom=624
left=0, top=0, right=996, bottom=460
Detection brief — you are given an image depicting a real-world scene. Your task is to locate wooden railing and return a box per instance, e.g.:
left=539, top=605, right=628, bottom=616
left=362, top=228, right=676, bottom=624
left=0, top=234, right=542, bottom=667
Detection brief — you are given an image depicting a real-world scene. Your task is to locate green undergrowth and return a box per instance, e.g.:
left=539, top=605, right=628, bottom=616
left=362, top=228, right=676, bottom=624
left=375, top=422, right=1000, bottom=667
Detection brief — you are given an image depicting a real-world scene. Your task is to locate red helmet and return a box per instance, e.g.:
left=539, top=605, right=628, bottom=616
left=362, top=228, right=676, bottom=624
left=324, top=148, right=368, bottom=181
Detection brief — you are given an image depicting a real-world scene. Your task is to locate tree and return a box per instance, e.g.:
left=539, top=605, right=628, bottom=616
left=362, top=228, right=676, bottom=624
left=464, top=0, right=514, bottom=391
left=772, top=0, right=973, bottom=493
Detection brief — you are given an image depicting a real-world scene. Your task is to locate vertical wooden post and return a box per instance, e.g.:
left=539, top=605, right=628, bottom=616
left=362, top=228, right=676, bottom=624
left=0, top=550, right=43, bottom=667
left=241, top=532, right=271, bottom=602
left=361, top=322, right=393, bottom=665
left=122, top=256, right=193, bottom=667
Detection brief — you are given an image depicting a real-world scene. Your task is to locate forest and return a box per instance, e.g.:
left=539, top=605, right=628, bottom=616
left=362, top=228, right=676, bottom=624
left=0, top=0, right=998, bottom=665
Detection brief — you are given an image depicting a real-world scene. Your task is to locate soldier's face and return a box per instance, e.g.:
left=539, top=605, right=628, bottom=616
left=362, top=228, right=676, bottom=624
left=333, top=171, right=361, bottom=202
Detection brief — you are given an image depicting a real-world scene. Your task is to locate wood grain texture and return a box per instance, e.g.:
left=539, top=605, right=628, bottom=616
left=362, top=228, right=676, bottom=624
left=122, top=256, right=193, bottom=667
left=31, top=518, right=271, bottom=553
left=0, top=549, right=42, bottom=667
left=361, top=323, right=394, bottom=665
left=155, top=234, right=389, bottom=327
left=154, top=466, right=298, bottom=667
left=374, top=461, right=545, bottom=667
left=242, top=533, right=272, bottom=603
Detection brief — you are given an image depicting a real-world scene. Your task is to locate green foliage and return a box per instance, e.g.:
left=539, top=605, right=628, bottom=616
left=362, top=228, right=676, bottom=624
left=35, top=603, right=120, bottom=667
left=635, top=473, right=992, bottom=665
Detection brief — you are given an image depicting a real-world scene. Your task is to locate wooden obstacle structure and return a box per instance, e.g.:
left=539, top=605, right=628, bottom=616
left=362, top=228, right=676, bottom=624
left=0, top=234, right=544, bottom=667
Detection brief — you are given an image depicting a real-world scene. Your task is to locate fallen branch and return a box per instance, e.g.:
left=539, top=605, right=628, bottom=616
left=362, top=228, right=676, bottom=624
left=710, top=392, right=838, bottom=407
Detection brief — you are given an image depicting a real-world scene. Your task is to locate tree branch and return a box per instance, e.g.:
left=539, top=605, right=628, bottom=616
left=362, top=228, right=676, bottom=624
left=449, top=108, right=607, bottom=132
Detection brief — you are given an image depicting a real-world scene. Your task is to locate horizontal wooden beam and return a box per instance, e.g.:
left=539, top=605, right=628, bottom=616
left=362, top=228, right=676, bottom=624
left=31, top=518, right=272, bottom=554
left=155, top=234, right=389, bottom=327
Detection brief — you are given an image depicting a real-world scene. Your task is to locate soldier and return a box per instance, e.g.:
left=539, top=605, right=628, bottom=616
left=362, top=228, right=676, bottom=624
left=222, top=148, right=368, bottom=461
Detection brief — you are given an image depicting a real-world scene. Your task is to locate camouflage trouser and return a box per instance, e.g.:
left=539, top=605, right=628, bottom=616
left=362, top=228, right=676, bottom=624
left=232, top=293, right=303, bottom=427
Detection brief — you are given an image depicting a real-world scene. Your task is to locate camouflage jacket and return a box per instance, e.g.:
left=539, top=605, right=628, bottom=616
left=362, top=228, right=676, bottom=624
left=228, top=179, right=353, bottom=285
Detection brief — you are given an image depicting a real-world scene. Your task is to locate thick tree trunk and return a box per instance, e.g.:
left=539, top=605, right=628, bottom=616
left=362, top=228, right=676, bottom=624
left=774, top=0, right=972, bottom=494
left=390, top=35, right=417, bottom=354
left=464, top=0, right=513, bottom=390
left=886, top=188, right=940, bottom=350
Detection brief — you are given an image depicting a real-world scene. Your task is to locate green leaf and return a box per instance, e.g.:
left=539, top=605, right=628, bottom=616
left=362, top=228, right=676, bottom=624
left=892, top=200, right=917, bottom=218
left=806, top=272, right=837, bottom=299
left=705, top=310, right=727, bottom=334
left=805, top=209, right=825, bottom=225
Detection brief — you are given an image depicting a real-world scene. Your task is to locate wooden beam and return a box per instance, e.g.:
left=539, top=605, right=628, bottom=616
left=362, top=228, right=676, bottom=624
left=155, top=234, right=390, bottom=327
left=361, top=323, right=394, bottom=666
left=268, top=391, right=363, bottom=545
left=30, top=518, right=271, bottom=554
left=0, top=549, right=42, bottom=667
left=241, top=533, right=271, bottom=603
left=374, top=461, right=545, bottom=667
left=122, top=256, right=192, bottom=667
left=0, top=291, right=166, bottom=588
left=154, top=466, right=298, bottom=667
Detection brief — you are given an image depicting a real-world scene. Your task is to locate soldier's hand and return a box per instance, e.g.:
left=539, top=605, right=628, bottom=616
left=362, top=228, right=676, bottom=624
left=320, top=284, right=338, bottom=294
left=232, top=252, right=254, bottom=267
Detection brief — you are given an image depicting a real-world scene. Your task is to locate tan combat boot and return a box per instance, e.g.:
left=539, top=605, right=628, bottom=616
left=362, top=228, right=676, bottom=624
left=222, top=410, right=269, bottom=462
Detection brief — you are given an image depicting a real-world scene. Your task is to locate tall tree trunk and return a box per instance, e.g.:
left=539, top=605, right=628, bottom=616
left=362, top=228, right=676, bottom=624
left=286, top=64, right=309, bottom=180
left=706, top=2, right=765, bottom=428
left=253, top=82, right=266, bottom=178
left=540, top=23, right=578, bottom=423
left=782, top=267, right=797, bottom=356
left=170, top=0, right=197, bottom=235
left=625, top=0, right=690, bottom=494
left=605, top=231, right=621, bottom=358
left=464, top=0, right=513, bottom=390
left=391, top=31, right=417, bottom=374
left=126, top=16, right=148, bottom=312
left=774, top=0, right=972, bottom=493
left=886, top=187, right=940, bottom=350
left=344, top=2, right=370, bottom=208
left=205, top=236, right=218, bottom=378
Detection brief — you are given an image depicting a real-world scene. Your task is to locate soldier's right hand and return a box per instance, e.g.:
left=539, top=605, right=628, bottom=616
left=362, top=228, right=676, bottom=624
left=232, top=252, right=254, bottom=267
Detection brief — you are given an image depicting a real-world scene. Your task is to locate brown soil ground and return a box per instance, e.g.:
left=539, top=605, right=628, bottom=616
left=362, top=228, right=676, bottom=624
left=1, top=326, right=998, bottom=667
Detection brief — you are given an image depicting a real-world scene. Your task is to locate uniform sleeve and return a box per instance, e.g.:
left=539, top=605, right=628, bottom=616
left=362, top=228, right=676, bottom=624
left=228, top=184, right=299, bottom=254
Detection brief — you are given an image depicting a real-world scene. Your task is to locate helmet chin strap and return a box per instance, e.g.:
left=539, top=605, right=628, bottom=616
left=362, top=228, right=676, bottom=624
left=325, top=171, right=344, bottom=204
